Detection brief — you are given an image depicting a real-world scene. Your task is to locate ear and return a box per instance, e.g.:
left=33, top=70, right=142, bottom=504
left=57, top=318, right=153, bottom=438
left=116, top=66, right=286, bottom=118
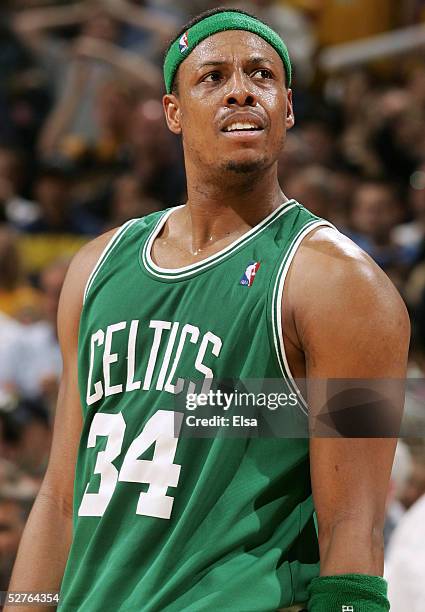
left=285, top=88, right=295, bottom=130
left=163, top=94, right=182, bottom=135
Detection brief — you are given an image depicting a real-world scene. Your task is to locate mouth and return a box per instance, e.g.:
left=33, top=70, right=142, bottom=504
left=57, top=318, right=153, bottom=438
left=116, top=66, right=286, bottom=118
left=220, top=117, right=265, bottom=137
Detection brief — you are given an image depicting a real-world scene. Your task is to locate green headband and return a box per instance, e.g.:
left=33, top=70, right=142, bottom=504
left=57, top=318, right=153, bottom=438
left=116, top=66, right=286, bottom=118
left=164, top=11, right=292, bottom=94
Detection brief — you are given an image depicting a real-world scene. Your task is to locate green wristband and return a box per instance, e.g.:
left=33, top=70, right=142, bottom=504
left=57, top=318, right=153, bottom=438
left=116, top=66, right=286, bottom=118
left=307, top=574, right=389, bottom=612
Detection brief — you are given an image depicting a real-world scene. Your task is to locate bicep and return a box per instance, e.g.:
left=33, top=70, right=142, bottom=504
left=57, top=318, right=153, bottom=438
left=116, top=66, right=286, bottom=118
left=289, top=229, right=410, bottom=532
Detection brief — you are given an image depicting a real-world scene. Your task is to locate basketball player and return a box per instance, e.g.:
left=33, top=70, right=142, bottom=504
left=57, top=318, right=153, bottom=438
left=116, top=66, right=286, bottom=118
left=7, top=8, right=409, bottom=612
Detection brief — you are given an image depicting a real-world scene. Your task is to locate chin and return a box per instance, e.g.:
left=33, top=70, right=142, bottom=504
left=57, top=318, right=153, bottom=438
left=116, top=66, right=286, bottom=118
left=222, top=155, right=270, bottom=175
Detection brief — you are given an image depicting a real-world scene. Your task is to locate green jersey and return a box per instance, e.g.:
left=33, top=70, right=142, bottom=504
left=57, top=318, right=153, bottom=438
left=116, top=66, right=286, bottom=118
left=58, top=200, right=332, bottom=611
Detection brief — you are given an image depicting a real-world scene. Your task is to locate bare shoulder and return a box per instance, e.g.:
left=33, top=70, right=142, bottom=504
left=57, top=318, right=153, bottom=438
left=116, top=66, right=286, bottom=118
left=61, top=228, right=120, bottom=303
left=296, top=225, right=381, bottom=275
left=57, top=228, right=120, bottom=351
left=284, top=225, right=410, bottom=376
left=290, top=225, right=408, bottom=311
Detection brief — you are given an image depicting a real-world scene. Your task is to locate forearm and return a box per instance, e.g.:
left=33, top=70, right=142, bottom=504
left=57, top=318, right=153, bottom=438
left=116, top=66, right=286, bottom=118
left=37, top=65, right=87, bottom=157
left=77, top=38, right=161, bottom=89
left=318, top=518, right=384, bottom=576
left=103, top=46, right=161, bottom=88
left=106, top=0, right=179, bottom=38
left=5, top=484, right=73, bottom=612
left=13, top=4, right=89, bottom=34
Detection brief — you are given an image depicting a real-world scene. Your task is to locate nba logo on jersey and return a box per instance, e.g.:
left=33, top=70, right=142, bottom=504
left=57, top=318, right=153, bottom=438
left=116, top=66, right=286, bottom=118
left=179, top=32, right=189, bottom=53
left=240, top=261, right=261, bottom=287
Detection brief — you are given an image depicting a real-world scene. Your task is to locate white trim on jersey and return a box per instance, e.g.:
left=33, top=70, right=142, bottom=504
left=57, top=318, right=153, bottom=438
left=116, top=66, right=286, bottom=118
left=271, top=219, right=335, bottom=415
left=143, top=200, right=297, bottom=279
left=83, top=218, right=139, bottom=304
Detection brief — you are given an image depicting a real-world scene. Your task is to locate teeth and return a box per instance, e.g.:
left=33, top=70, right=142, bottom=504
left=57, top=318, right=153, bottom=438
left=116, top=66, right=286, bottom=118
left=224, top=121, right=260, bottom=132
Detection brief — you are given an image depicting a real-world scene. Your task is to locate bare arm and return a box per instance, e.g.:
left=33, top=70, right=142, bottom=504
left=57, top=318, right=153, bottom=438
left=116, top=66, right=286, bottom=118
left=5, top=229, right=118, bottom=612
left=12, top=0, right=179, bottom=55
left=286, top=227, right=410, bottom=576
left=37, top=60, right=90, bottom=158
left=72, top=36, right=162, bottom=89
left=104, top=0, right=180, bottom=40
left=37, top=36, right=161, bottom=156
left=12, top=3, right=91, bottom=54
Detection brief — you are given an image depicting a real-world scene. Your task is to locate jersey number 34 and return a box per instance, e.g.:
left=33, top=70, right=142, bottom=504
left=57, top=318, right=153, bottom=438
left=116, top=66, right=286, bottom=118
left=78, top=410, right=183, bottom=520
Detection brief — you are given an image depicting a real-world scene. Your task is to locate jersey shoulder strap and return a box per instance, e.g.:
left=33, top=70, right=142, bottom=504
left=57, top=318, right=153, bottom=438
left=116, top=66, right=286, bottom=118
left=267, top=202, right=336, bottom=412
left=83, top=210, right=167, bottom=304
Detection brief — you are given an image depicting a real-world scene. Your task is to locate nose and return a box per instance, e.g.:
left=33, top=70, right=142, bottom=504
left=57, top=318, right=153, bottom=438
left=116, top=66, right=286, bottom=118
left=224, top=70, right=257, bottom=107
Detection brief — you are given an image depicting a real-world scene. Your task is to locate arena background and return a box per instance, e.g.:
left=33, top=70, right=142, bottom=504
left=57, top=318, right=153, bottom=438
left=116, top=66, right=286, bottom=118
left=1, top=0, right=425, bottom=607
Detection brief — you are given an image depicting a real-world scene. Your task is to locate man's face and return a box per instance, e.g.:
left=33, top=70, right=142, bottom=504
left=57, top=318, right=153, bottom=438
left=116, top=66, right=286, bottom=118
left=351, top=185, right=399, bottom=241
left=163, top=30, right=294, bottom=176
left=35, top=176, right=68, bottom=211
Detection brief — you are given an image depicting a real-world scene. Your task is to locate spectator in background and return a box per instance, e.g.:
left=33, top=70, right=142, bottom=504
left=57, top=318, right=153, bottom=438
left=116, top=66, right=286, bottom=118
left=0, top=495, right=29, bottom=591
left=397, top=455, right=425, bottom=511
left=386, top=493, right=425, bottom=612
left=0, top=397, right=51, bottom=483
left=0, top=438, right=37, bottom=591
left=106, top=174, right=160, bottom=229
left=59, top=78, right=139, bottom=169
left=22, top=164, right=100, bottom=235
left=11, top=0, right=172, bottom=159
left=0, top=457, right=37, bottom=504
left=394, top=163, right=425, bottom=255
left=297, top=117, right=339, bottom=168
left=129, top=98, right=186, bottom=206
left=373, top=87, right=425, bottom=184
left=284, top=165, right=335, bottom=221
left=0, top=256, right=67, bottom=403
left=402, top=201, right=425, bottom=315
left=0, top=227, right=42, bottom=322
left=384, top=440, right=413, bottom=550
left=277, top=131, right=312, bottom=180
left=0, top=147, right=39, bottom=229
left=0, top=20, right=50, bottom=152
left=0, top=314, right=27, bottom=394
left=17, top=258, right=68, bottom=405
left=348, top=181, right=415, bottom=286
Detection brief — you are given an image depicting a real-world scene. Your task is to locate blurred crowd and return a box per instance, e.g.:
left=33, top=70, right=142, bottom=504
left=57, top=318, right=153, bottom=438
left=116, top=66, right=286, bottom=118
left=1, top=0, right=425, bottom=604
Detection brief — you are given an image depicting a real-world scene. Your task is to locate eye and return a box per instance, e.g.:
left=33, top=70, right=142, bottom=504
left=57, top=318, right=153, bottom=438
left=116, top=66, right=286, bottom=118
left=252, top=68, right=273, bottom=80
left=203, top=71, right=222, bottom=83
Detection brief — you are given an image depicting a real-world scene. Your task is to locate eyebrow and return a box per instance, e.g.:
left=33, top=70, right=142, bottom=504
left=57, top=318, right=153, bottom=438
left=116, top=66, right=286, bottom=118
left=249, top=56, right=275, bottom=66
left=197, top=56, right=276, bottom=70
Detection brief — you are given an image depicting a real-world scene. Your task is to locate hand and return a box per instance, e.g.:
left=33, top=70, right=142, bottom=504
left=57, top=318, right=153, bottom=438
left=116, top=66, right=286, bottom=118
left=101, top=0, right=132, bottom=19
left=72, top=35, right=108, bottom=59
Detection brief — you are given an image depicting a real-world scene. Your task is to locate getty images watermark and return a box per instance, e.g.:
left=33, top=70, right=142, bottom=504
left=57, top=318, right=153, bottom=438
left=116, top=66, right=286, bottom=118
left=186, top=388, right=298, bottom=409
left=184, top=387, right=299, bottom=432
left=172, top=378, right=416, bottom=438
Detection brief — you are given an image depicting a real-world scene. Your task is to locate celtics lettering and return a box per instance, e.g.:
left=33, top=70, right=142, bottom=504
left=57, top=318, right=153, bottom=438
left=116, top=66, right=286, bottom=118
left=86, top=320, right=222, bottom=405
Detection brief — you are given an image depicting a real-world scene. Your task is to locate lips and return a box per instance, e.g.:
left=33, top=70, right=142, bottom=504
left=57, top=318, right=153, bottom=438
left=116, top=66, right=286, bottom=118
left=223, top=121, right=263, bottom=132
left=220, top=114, right=265, bottom=133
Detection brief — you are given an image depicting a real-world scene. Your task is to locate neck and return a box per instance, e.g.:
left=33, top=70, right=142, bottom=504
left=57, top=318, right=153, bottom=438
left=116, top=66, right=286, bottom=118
left=183, top=162, right=287, bottom=252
